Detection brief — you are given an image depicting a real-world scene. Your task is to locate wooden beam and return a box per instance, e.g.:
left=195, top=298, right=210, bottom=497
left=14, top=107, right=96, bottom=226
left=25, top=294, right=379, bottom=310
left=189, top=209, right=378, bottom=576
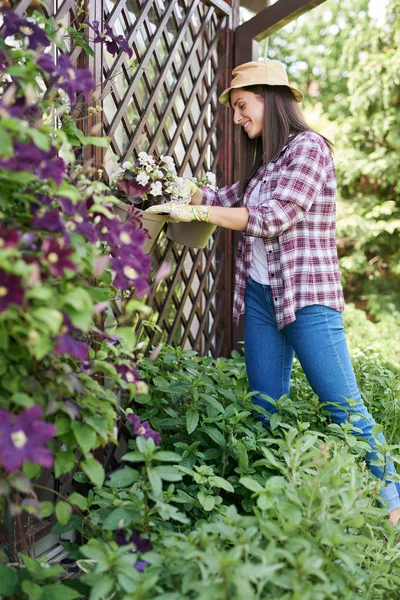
left=236, top=0, right=327, bottom=43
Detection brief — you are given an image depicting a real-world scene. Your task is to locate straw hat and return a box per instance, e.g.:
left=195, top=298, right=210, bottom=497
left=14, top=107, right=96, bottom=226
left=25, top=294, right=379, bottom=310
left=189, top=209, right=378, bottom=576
left=219, top=59, right=304, bottom=107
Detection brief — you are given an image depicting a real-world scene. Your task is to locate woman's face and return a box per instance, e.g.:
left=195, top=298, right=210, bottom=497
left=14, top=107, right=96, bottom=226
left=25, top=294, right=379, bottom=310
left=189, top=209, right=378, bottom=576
left=230, top=89, right=264, bottom=138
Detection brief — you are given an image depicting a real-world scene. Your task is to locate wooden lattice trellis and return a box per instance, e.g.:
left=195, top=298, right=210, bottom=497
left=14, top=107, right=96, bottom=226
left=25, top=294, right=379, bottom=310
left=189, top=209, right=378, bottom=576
left=99, top=0, right=235, bottom=357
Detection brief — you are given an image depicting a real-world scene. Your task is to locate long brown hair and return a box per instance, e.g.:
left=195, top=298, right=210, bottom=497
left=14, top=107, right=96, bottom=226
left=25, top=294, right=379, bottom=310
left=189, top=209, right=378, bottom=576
left=235, top=85, right=334, bottom=201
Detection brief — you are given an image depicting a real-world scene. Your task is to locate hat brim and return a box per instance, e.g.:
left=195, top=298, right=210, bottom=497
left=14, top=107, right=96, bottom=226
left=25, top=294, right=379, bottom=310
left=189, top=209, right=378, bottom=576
left=218, top=83, right=304, bottom=107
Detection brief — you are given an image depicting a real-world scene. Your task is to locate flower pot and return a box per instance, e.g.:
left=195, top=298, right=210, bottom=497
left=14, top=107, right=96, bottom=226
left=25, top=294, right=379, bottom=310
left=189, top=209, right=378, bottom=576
left=166, top=221, right=217, bottom=249
left=112, top=200, right=167, bottom=254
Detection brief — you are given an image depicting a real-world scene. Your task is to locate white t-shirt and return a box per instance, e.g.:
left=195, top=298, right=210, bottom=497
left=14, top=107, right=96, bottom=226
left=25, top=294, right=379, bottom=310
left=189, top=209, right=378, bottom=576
left=248, top=180, right=270, bottom=285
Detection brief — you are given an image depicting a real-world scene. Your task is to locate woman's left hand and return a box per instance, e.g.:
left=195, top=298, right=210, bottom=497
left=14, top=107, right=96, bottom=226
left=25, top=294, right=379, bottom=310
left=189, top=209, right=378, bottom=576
left=145, top=201, right=210, bottom=223
left=389, top=507, right=400, bottom=528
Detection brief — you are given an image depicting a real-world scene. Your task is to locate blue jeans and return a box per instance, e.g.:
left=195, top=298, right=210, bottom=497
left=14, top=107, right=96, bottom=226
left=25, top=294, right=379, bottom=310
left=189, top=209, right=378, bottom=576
left=244, top=275, right=400, bottom=512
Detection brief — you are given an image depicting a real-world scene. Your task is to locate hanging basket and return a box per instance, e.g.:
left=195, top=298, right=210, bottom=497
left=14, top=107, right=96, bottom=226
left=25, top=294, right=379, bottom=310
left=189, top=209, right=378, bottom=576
left=112, top=200, right=167, bottom=254
left=166, top=221, right=216, bottom=249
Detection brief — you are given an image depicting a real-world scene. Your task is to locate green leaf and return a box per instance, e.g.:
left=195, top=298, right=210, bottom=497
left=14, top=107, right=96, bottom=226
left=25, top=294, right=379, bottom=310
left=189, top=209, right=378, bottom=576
left=115, top=327, right=137, bottom=351
left=21, top=581, right=41, bottom=599
left=39, top=501, right=54, bottom=518
left=11, top=392, right=35, bottom=407
left=88, top=574, right=115, bottom=600
left=8, top=473, right=32, bottom=493
left=22, top=462, right=41, bottom=478
left=51, top=515, right=82, bottom=534
left=0, top=128, right=13, bottom=158
left=62, top=288, right=94, bottom=332
left=209, top=476, right=234, bottom=493
left=82, top=136, right=111, bottom=147
left=27, top=128, right=51, bottom=151
left=68, top=492, right=88, bottom=511
left=107, top=467, right=139, bottom=488
left=199, top=393, right=225, bottom=413
left=122, top=451, right=145, bottom=463
left=41, top=584, right=81, bottom=600
left=152, top=466, right=183, bottom=482
left=147, top=468, right=162, bottom=498
left=102, top=506, right=138, bottom=530
left=153, top=451, right=182, bottom=462
left=186, top=408, right=199, bottom=434
left=239, top=477, right=264, bottom=493
left=71, top=422, right=97, bottom=455
left=81, top=458, right=105, bottom=488
left=32, top=307, right=63, bottom=334
left=55, top=451, right=76, bottom=478
left=202, top=426, right=226, bottom=449
left=0, top=564, right=18, bottom=597
left=55, top=501, right=72, bottom=526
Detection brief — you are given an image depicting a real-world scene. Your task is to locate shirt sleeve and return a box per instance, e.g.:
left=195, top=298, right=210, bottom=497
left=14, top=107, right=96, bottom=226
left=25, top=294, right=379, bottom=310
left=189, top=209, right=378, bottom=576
left=244, top=137, right=328, bottom=238
left=201, top=181, right=241, bottom=208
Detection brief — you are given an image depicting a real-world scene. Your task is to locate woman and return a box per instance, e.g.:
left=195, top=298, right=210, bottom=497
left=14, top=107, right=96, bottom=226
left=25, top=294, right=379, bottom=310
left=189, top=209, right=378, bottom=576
left=147, top=59, right=400, bottom=526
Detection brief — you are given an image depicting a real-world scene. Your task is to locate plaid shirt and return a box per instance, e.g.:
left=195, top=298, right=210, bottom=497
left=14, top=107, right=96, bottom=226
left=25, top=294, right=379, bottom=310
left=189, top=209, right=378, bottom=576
left=202, top=131, right=344, bottom=330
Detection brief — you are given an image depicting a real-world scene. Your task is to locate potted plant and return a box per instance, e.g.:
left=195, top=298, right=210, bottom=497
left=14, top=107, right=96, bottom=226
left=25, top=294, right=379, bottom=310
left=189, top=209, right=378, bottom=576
left=109, top=152, right=180, bottom=253
left=165, top=171, right=217, bottom=249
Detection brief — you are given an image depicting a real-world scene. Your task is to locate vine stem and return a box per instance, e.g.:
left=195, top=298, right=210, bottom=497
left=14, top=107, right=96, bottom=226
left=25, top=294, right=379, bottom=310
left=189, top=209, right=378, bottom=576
left=32, top=484, right=85, bottom=518
left=15, top=493, right=30, bottom=557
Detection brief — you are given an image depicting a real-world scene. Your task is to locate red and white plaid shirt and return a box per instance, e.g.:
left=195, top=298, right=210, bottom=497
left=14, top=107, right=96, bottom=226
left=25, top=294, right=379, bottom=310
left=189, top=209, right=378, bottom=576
left=202, top=131, right=345, bottom=330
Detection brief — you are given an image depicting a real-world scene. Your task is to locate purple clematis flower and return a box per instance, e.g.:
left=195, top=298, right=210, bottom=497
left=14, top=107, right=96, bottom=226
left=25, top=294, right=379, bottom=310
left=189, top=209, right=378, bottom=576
left=0, top=405, right=56, bottom=473
left=0, top=225, right=20, bottom=249
left=54, top=314, right=89, bottom=361
left=127, top=414, right=161, bottom=445
left=116, top=363, right=140, bottom=384
left=0, top=270, right=24, bottom=313
left=37, top=53, right=95, bottom=105
left=94, top=215, right=123, bottom=246
left=58, top=198, right=98, bottom=243
left=115, top=529, right=152, bottom=552
left=0, top=141, right=66, bottom=186
left=42, top=239, right=76, bottom=277
left=111, top=256, right=150, bottom=296
left=32, top=209, right=66, bottom=233
left=1, top=9, right=50, bottom=50
left=89, top=21, right=133, bottom=58
left=57, top=54, right=95, bottom=104
left=111, top=222, right=149, bottom=259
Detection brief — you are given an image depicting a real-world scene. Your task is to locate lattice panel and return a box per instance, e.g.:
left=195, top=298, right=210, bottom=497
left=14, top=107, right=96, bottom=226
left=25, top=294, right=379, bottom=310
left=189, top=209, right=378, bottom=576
left=102, top=0, right=233, bottom=357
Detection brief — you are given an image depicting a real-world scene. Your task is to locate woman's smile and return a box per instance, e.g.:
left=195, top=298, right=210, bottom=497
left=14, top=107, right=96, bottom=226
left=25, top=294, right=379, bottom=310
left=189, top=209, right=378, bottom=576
left=230, top=88, right=264, bottom=138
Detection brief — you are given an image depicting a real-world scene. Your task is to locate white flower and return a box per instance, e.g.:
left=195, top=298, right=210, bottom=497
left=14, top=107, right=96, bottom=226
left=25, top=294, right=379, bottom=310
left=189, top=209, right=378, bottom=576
left=150, top=181, right=163, bottom=196
left=205, top=171, right=216, bottom=186
left=136, top=171, right=150, bottom=186
left=138, top=151, right=155, bottom=166
left=109, top=167, right=125, bottom=185
left=160, top=155, right=176, bottom=173
left=154, top=169, right=164, bottom=178
left=122, top=161, right=133, bottom=169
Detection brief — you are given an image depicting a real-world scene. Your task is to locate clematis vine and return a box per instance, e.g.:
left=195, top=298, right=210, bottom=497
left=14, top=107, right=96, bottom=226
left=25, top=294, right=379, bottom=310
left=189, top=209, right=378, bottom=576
left=0, top=405, right=56, bottom=473
left=89, top=21, right=133, bottom=58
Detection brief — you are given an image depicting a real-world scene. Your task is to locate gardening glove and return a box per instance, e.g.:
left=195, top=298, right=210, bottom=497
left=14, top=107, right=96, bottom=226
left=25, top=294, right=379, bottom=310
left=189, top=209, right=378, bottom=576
left=167, top=178, right=199, bottom=204
left=145, top=201, right=210, bottom=223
